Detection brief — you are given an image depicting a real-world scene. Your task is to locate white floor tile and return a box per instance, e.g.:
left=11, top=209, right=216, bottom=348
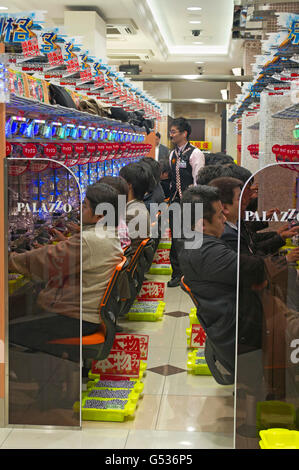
left=142, top=371, right=165, bottom=395
left=164, top=371, right=233, bottom=398
left=125, top=429, right=233, bottom=449
left=156, top=395, right=234, bottom=433
left=0, top=428, right=13, bottom=447
left=147, top=347, right=172, bottom=368
left=1, top=427, right=129, bottom=449
left=82, top=395, right=162, bottom=431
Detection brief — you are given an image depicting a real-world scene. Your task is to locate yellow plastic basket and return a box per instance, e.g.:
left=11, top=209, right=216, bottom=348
left=149, top=264, right=173, bottom=275
left=186, top=307, right=200, bottom=346
left=257, top=401, right=296, bottom=432
left=74, top=396, right=138, bottom=422
left=259, top=428, right=299, bottom=449
left=126, top=301, right=165, bottom=321
left=187, top=349, right=211, bottom=376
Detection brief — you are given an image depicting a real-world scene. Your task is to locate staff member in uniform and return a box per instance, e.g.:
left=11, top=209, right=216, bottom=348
left=167, top=117, right=205, bottom=287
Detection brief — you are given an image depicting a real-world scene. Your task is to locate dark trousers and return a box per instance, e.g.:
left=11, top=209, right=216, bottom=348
left=169, top=207, right=183, bottom=279
left=9, top=314, right=99, bottom=362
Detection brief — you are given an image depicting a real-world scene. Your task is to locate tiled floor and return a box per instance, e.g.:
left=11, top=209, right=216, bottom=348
left=0, top=273, right=234, bottom=449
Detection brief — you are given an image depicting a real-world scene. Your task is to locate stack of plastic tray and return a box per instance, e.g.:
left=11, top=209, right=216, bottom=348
left=8, top=273, right=25, bottom=295
left=259, top=429, right=299, bottom=449
left=148, top=240, right=172, bottom=275
left=87, top=360, right=148, bottom=383
left=280, top=238, right=299, bottom=268
left=74, top=379, right=145, bottom=422
left=187, top=349, right=211, bottom=376
left=126, top=300, right=165, bottom=322
left=186, top=307, right=200, bottom=347
left=256, top=401, right=297, bottom=433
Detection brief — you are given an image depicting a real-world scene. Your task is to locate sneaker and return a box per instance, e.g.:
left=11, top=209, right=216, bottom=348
left=167, top=276, right=181, bottom=288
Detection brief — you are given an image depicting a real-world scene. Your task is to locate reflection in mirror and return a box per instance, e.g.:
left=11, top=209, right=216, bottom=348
left=235, top=163, right=299, bottom=449
left=7, top=159, right=81, bottom=427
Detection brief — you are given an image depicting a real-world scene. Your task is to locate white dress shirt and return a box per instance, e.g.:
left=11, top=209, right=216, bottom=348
left=169, top=142, right=205, bottom=185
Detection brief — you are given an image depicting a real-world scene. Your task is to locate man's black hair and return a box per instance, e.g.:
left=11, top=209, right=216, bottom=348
left=97, top=175, right=129, bottom=197
left=119, top=162, right=152, bottom=200
left=204, top=152, right=234, bottom=166
left=155, top=132, right=161, bottom=139
left=181, top=185, right=220, bottom=229
left=196, top=165, right=225, bottom=185
left=208, top=177, right=243, bottom=205
left=140, top=156, right=161, bottom=188
left=170, top=117, right=192, bottom=140
left=219, top=164, right=253, bottom=186
left=159, top=158, right=171, bottom=177
left=86, top=182, right=119, bottom=226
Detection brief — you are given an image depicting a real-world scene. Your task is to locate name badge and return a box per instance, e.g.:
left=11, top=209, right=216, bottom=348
left=179, top=161, right=187, bottom=168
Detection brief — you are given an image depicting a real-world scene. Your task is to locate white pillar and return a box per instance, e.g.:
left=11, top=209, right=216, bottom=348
left=241, top=113, right=260, bottom=174
left=259, top=92, right=295, bottom=170
left=64, top=10, right=107, bottom=62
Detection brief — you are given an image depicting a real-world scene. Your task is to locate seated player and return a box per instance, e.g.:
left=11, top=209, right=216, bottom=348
left=8, top=183, right=124, bottom=355
left=178, top=185, right=266, bottom=385
left=119, top=162, right=152, bottom=254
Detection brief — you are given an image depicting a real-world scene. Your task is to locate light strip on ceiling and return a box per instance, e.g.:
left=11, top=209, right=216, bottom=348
left=146, top=0, right=234, bottom=56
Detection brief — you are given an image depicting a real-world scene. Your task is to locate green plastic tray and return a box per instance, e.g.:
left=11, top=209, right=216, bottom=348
left=88, top=361, right=147, bottom=382
left=257, top=401, right=296, bottom=432
left=126, top=301, right=165, bottom=321
left=187, top=349, right=211, bottom=376
left=157, top=241, right=172, bottom=250
left=259, top=428, right=299, bottom=449
left=149, top=264, right=173, bottom=275
left=74, top=396, right=138, bottom=422
left=186, top=307, right=200, bottom=346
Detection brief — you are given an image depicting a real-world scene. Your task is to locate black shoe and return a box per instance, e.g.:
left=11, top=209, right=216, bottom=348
left=167, top=276, right=181, bottom=288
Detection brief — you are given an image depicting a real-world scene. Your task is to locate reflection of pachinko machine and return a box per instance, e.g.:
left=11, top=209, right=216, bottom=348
left=0, top=9, right=160, bottom=429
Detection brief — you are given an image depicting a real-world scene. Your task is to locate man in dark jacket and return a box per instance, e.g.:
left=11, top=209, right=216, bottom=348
left=179, top=185, right=266, bottom=385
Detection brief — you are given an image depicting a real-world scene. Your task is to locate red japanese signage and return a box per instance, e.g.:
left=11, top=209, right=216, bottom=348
left=113, top=334, right=149, bottom=360
left=22, top=37, right=40, bottom=58
left=6, top=142, right=12, bottom=156
left=91, top=350, right=141, bottom=379
left=23, top=143, right=37, bottom=158
left=190, top=324, right=206, bottom=349
left=8, top=161, right=29, bottom=176
left=48, top=49, right=64, bottom=67
left=153, top=249, right=170, bottom=265
left=66, top=57, right=80, bottom=73
left=29, top=160, right=50, bottom=173
left=80, top=68, right=93, bottom=82
left=137, top=281, right=165, bottom=302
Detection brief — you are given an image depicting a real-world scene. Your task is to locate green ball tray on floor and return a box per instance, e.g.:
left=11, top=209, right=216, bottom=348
left=187, top=349, right=211, bottom=376
left=126, top=301, right=165, bottom=321
left=87, top=361, right=147, bottom=382
left=74, top=396, right=138, bottom=422
left=186, top=307, right=200, bottom=346
left=148, top=264, right=173, bottom=275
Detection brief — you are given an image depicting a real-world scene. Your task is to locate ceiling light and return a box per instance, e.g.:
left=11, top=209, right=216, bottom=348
left=0, top=6, right=8, bottom=9
left=187, top=7, right=202, bottom=11
left=189, top=21, right=201, bottom=24
left=232, top=67, right=242, bottom=76
left=221, top=89, right=228, bottom=100
left=193, top=41, right=203, bottom=44
left=195, top=61, right=204, bottom=64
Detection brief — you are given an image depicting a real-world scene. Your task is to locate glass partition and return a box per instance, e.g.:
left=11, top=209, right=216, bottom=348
left=6, top=158, right=81, bottom=427
left=235, top=163, right=299, bottom=449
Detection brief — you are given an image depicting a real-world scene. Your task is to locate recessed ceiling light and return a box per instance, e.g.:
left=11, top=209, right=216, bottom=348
left=187, top=6, right=202, bottom=11
left=193, top=41, right=203, bottom=45
left=195, top=61, right=204, bottom=64
left=0, top=6, right=8, bottom=9
left=189, top=20, right=201, bottom=24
